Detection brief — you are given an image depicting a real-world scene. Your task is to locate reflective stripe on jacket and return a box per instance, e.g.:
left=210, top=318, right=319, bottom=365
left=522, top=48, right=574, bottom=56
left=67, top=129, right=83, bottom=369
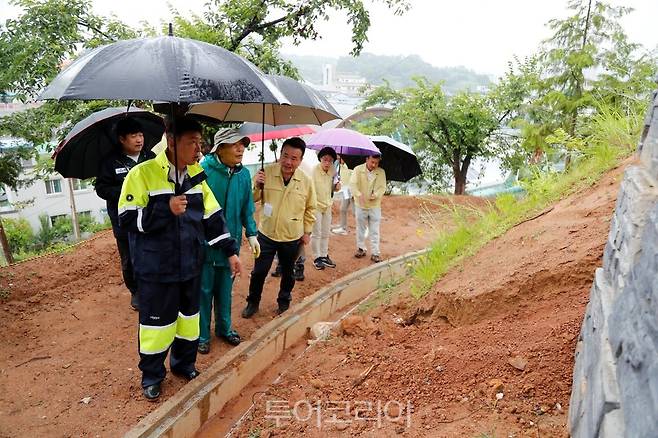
left=118, top=150, right=238, bottom=282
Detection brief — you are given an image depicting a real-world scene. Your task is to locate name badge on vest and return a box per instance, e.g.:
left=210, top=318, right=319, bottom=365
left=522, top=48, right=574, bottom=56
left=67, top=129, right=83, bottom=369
left=115, top=167, right=128, bottom=175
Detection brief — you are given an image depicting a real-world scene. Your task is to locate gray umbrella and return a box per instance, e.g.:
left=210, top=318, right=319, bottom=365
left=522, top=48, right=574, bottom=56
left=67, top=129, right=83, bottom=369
left=187, top=74, right=341, bottom=168
left=52, top=107, right=165, bottom=179
left=186, top=74, right=340, bottom=125
left=39, top=35, right=287, bottom=104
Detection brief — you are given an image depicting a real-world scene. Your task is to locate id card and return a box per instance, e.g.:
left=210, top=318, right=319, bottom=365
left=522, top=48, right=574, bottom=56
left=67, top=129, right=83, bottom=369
left=263, top=203, right=273, bottom=217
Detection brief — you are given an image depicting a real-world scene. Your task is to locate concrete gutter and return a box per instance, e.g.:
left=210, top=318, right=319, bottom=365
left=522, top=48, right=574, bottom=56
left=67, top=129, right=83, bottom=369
left=125, top=248, right=429, bottom=438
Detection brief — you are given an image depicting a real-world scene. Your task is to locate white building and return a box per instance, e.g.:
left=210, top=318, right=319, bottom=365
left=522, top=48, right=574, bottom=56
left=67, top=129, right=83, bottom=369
left=0, top=145, right=107, bottom=233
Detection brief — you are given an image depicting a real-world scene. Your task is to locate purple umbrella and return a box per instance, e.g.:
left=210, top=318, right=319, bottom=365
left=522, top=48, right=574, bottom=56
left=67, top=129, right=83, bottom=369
left=305, top=128, right=380, bottom=155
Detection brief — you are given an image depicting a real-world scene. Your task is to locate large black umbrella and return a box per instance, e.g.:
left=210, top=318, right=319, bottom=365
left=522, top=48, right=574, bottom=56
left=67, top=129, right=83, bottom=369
left=39, top=30, right=287, bottom=189
left=341, top=135, right=422, bottom=182
left=52, top=107, right=165, bottom=179
left=39, top=35, right=287, bottom=104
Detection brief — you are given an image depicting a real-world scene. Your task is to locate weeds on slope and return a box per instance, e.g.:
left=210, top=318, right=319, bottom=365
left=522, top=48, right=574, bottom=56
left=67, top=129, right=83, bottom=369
left=411, top=109, right=639, bottom=299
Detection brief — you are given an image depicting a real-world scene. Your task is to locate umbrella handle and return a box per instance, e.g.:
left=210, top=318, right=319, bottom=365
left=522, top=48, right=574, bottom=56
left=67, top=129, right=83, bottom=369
left=260, top=103, right=265, bottom=171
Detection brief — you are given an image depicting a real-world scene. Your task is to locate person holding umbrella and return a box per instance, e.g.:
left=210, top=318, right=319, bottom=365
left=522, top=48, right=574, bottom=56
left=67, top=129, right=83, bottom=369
left=95, top=117, right=156, bottom=311
left=118, top=116, right=242, bottom=401
left=351, top=154, right=387, bottom=263
left=311, top=147, right=340, bottom=270
left=197, top=128, right=260, bottom=354
left=242, top=137, right=316, bottom=318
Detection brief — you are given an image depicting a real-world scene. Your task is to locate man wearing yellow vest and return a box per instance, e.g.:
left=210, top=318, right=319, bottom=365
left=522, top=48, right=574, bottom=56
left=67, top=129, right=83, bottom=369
left=242, top=137, right=316, bottom=318
left=350, top=154, right=387, bottom=263
left=118, top=117, right=242, bottom=401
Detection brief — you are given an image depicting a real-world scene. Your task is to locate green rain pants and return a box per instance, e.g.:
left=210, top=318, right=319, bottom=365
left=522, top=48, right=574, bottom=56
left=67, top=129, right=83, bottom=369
left=199, top=264, right=234, bottom=344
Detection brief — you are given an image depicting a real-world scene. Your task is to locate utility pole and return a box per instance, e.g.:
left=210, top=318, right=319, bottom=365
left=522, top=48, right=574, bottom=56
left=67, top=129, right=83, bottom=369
left=67, top=179, right=81, bottom=240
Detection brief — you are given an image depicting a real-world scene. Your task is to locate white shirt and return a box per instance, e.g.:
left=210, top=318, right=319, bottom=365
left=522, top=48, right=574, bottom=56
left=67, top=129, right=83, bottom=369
left=168, top=161, right=188, bottom=185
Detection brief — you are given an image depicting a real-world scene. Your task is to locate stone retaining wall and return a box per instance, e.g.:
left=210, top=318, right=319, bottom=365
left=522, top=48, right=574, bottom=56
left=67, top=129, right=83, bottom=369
left=569, top=92, right=658, bottom=438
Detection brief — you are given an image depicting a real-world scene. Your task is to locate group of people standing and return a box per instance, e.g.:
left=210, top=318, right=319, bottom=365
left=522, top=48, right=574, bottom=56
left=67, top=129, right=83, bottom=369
left=95, top=115, right=386, bottom=401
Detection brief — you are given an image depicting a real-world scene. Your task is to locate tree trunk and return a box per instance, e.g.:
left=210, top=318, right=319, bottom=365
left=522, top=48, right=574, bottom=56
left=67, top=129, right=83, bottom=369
left=0, top=217, right=14, bottom=265
left=453, top=169, right=467, bottom=195
left=68, top=179, right=81, bottom=241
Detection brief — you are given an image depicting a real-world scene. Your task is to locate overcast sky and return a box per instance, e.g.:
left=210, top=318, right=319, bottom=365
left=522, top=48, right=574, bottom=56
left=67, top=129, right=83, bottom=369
left=2, top=0, right=657, bottom=76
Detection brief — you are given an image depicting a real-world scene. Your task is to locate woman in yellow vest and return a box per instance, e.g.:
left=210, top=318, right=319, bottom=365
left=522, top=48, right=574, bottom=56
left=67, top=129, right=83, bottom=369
left=311, top=147, right=340, bottom=270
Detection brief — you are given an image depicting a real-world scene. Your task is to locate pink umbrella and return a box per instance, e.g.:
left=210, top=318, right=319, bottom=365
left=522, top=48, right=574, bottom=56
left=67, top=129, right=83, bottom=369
left=305, top=128, right=380, bottom=155
left=238, top=122, right=317, bottom=142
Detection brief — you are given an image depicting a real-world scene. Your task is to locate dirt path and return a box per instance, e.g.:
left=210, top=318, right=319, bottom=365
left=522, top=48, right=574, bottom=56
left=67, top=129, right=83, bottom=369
left=0, top=195, right=482, bottom=437
left=226, top=166, right=624, bottom=438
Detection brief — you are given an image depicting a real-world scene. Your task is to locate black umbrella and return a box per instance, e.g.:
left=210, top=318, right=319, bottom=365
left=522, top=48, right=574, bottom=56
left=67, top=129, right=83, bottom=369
left=52, top=107, right=165, bottom=179
left=39, top=29, right=287, bottom=189
left=39, top=35, right=287, bottom=104
left=341, top=135, right=422, bottom=182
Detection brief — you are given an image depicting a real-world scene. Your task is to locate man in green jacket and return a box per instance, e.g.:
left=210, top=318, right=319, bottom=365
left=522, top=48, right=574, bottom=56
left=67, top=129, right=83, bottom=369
left=198, top=128, right=260, bottom=354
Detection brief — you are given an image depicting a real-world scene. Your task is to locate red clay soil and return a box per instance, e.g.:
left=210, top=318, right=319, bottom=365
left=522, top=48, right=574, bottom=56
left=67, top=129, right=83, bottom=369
left=0, top=195, right=481, bottom=437
left=225, top=165, right=624, bottom=438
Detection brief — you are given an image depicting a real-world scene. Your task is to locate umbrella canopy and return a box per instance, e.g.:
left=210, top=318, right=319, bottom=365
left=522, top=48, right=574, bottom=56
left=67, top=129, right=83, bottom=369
left=39, top=35, right=287, bottom=104
left=52, top=107, right=165, bottom=179
left=305, top=128, right=380, bottom=156
left=238, top=122, right=318, bottom=142
left=186, top=74, right=341, bottom=125
left=341, top=135, right=422, bottom=182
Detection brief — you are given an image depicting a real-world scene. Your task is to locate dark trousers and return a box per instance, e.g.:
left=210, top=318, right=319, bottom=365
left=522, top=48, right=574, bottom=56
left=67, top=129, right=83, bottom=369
left=247, top=232, right=301, bottom=308
left=137, top=277, right=200, bottom=388
left=116, top=236, right=137, bottom=295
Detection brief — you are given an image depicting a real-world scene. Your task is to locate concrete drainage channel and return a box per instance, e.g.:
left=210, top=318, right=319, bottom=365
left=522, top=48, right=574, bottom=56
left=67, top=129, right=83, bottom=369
left=125, top=248, right=429, bottom=438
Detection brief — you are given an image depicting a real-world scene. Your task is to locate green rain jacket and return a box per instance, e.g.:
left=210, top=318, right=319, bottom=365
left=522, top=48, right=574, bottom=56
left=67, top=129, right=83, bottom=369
left=200, top=154, right=258, bottom=267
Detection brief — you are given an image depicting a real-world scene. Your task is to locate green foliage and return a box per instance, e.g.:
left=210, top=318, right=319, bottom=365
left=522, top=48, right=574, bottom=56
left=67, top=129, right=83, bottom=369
left=2, top=217, right=33, bottom=253
left=513, top=0, right=657, bottom=160
left=50, top=215, right=73, bottom=240
left=0, top=0, right=139, bottom=100
left=78, top=213, right=111, bottom=233
left=34, top=214, right=55, bottom=249
left=0, top=145, right=33, bottom=189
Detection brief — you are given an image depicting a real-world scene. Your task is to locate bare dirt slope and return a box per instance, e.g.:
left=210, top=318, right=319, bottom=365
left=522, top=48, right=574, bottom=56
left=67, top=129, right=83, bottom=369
left=0, top=195, right=480, bottom=437
left=228, top=166, right=623, bottom=438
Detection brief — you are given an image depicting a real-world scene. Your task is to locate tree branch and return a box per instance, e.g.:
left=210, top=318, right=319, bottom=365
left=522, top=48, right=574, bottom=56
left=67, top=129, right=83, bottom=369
left=423, top=130, right=453, bottom=165
left=229, top=2, right=308, bottom=51
left=77, top=20, right=116, bottom=43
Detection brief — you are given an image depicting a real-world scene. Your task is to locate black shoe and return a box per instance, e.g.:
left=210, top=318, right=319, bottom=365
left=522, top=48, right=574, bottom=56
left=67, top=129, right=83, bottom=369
left=242, top=303, right=258, bottom=318
left=276, top=305, right=289, bottom=315
left=220, top=331, right=241, bottom=346
left=313, top=257, right=325, bottom=270
left=271, top=264, right=282, bottom=277
left=143, top=383, right=161, bottom=401
left=355, top=248, right=367, bottom=258
left=130, top=293, right=139, bottom=311
left=198, top=342, right=210, bottom=354
left=321, top=256, right=336, bottom=268
left=293, top=265, right=305, bottom=281
left=172, top=368, right=200, bottom=381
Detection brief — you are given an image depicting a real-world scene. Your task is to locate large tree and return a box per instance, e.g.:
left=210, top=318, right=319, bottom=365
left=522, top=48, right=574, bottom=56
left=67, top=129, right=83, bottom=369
left=359, top=70, right=528, bottom=194
left=534, top=0, right=656, bottom=136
